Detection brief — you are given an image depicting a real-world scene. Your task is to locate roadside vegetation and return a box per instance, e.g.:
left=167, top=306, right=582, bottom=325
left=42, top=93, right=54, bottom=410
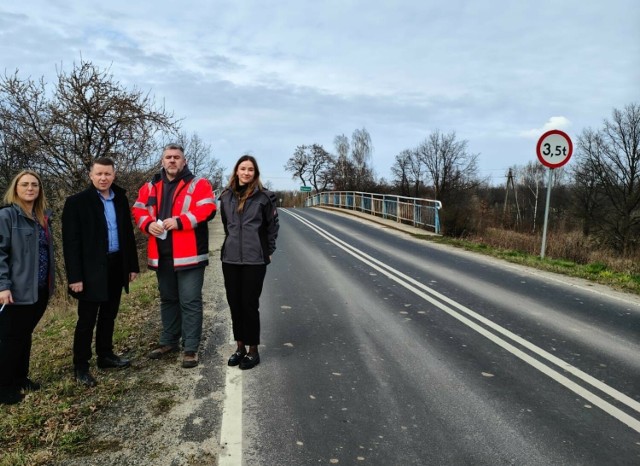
left=426, top=227, right=640, bottom=295
left=0, top=272, right=171, bottom=466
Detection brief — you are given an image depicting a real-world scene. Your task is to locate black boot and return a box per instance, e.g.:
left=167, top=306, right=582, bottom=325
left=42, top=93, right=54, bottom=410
left=15, top=377, right=41, bottom=391
left=0, top=385, right=22, bottom=405
left=74, top=368, right=97, bottom=387
left=97, top=354, right=131, bottom=369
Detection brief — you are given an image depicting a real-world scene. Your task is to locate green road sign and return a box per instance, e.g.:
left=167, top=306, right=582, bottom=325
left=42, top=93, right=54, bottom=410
left=300, top=186, right=312, bottom=192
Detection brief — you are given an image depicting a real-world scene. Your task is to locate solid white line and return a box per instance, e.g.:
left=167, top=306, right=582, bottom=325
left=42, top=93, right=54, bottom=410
left=218, top=340, right=243, bottom=465
left=282, top=208, right=640, bottom=433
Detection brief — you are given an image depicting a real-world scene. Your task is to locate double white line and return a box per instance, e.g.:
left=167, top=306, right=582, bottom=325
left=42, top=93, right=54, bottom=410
left=283, top=208, right=640, bottom=434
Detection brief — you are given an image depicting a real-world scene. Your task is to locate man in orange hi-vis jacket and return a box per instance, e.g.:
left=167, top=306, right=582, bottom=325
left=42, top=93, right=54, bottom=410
left=132, top=143, right=216, bottom=369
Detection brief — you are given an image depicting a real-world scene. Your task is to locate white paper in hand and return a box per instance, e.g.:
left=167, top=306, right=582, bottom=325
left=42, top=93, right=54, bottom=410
left=157, top=219, right=167, bottom=240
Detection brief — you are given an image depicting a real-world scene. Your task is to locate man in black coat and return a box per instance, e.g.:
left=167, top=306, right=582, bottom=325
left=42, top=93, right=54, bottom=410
left=62, top=157, right=140, bottom=387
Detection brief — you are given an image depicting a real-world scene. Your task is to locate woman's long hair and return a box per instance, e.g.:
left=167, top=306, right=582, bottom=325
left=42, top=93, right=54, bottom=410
left=3, top=170, right=48, bottom=226
left=227, top=155, right=263, bottom=213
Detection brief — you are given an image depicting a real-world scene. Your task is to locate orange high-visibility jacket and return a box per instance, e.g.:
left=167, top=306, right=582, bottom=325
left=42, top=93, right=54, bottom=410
left=132, top=173, right=216, bottom=270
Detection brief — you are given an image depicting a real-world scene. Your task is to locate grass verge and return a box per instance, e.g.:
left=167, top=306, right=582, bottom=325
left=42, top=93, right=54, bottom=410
left=424, top=235, right=640, bottom=295
left=0, top=271, right=170, bottom=466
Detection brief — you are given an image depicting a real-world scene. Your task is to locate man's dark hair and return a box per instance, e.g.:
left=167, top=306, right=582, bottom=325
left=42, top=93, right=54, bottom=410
left=92, top=157, right=115, bottom=168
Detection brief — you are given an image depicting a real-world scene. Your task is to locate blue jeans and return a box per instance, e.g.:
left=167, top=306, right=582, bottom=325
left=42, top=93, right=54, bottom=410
left=156, top=262, right=205, bottom=352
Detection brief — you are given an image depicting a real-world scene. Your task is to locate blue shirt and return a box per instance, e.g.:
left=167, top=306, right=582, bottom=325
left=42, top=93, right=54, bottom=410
left=98, top=190, right=120, bottom=253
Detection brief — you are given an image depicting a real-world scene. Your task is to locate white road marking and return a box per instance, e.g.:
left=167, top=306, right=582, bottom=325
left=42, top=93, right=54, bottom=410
left=282, top=208, right=640, bottom=434
left=218, top=333, right=243, bottom=466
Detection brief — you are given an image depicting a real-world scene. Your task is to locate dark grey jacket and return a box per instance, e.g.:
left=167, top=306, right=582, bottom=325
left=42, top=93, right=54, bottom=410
left=220, top=187, right=279, bottom=265
left=0, top=203, right=55, bottom=304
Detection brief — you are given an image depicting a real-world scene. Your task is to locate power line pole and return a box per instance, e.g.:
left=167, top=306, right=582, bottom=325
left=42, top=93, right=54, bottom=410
left=503, top=168, right=521, bottom=226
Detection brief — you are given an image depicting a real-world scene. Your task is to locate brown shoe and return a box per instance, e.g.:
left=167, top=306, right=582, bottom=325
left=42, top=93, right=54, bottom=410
left=148, top=345, right=178, bottom=360
left=182, top=351, right=199, bottom=368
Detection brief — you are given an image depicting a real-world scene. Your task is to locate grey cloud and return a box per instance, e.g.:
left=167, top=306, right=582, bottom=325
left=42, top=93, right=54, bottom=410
left=200, top=54, right=243, bottom=72
left=0, top=10, right=28, bottom=31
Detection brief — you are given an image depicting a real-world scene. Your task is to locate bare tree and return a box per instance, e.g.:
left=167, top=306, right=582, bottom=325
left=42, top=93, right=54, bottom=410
left=0, top=60, right=179, bottom=199
left=0, top=123, right=37, bottom=191
left=417, top=130, right=479, bottom=200
left=351, top=127, right=374, bottom=191
left=284, top=144, right=334, bottom=192
left=417, top=130, right=480, bottom=234
left=570, top=162, right=605, bottom=236
left=176, top=132, right=225, bottom=191
left=573, top=102, right=640, bottom=254
left=284, top=145, right=310, bottom=187
left=307, top=144, right=335, bottom=192
left=519, top=162, right=546, bottom=232
left=333, top=134, right=351, bottom=190
left=334, top=134, right=350, bottom=160
left=0, top=60, right=180, bottom=286
left=407, top=149, right=424, bottom=197
left=391, top=149, right=412, bottom=196
left=391, top=149, right=425, bottom=197
left=351, top=128, right=372, bottom=168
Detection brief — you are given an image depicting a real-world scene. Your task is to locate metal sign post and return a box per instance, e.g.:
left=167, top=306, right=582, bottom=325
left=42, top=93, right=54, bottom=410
left=540, top=168, right=554, bottom=259
left=536, top=129, right=573, bottom=259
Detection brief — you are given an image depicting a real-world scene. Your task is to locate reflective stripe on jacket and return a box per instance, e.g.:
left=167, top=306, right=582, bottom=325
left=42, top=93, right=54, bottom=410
left=132, top=174, right=216, bottom=270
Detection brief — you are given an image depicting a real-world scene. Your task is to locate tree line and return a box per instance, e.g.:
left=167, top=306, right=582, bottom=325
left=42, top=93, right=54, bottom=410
left=283, top=103, right=640, bottom=257
left=0, top=61, right=225, bottom=201
left=0, top=60, right=225, bottom=280
left=1, top=60, right=637, bottom=259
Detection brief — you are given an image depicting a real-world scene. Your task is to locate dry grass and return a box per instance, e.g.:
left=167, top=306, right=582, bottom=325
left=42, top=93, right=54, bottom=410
left=436, top=227, right=640, bottom=294
left=473, top=228, right=640, bottom=273
left=0, top=271, right=164, bottom=466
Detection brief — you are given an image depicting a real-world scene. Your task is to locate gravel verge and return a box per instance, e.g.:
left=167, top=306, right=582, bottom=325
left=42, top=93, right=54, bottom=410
left=56, top=217, right=229, bottom=466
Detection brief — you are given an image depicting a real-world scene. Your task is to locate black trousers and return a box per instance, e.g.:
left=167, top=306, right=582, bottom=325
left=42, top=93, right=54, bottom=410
left=73, top=252, right=123, bottom=370
left=222, top=263, right=267, bottom=346
left=0, top=287, right=49, bottom=387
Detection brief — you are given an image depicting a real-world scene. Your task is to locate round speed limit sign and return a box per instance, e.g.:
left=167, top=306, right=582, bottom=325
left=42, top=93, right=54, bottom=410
left=536, top=129, right=573, bottom=169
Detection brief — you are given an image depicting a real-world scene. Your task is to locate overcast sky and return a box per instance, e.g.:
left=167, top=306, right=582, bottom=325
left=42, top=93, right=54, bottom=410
left=1, top=1, right=639, bottom=190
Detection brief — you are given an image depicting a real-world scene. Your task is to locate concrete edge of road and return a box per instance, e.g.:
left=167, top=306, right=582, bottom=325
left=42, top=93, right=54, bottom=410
left=311, top=205, right=439, bottom=237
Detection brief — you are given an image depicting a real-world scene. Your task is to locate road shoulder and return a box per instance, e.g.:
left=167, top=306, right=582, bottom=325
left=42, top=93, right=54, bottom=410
left=57, top=216, right=229, bottom=466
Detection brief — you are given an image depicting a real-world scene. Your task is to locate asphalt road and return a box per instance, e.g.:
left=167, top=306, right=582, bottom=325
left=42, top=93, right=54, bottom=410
left=232, top=207, right=640, bottom=466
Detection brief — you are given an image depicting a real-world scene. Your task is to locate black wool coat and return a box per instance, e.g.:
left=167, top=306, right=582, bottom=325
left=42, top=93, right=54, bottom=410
left=62, top=183, right=140, bottom=302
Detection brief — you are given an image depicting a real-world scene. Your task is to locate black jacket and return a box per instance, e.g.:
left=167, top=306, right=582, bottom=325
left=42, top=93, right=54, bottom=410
left=62, top=183, right=140, bottom=302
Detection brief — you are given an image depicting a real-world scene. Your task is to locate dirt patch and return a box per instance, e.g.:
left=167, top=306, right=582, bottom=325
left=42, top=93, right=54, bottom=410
left=55, top=217, right=230, bottom=466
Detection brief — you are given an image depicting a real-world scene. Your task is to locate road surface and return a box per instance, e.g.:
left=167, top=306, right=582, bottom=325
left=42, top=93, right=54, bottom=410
left=219, top=207, right=640, bottom=466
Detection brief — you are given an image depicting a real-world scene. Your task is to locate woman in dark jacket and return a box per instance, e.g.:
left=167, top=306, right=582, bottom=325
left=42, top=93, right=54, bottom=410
left=0, top=170, right=55, bottom=405
left=220, top=155, right=279, bottom=370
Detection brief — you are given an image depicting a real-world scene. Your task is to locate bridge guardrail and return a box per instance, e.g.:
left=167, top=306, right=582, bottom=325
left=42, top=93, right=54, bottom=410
left=303, top=191, right=442, bottom=234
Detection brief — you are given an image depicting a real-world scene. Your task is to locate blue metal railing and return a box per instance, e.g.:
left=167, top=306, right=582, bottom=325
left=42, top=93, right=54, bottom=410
left=304, top=191, right=442, bottom=234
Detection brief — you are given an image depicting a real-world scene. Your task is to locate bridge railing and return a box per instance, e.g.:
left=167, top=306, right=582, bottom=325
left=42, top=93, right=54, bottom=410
left=304, top=191, right=442, bottom=234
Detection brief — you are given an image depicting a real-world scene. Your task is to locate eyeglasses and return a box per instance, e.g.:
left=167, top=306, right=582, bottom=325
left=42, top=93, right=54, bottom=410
left=18, top=182, right=40, bottom=188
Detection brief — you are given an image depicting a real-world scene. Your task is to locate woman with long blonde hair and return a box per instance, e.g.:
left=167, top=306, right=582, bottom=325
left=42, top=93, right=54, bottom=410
left=0, top=170, right=55, bottom=405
